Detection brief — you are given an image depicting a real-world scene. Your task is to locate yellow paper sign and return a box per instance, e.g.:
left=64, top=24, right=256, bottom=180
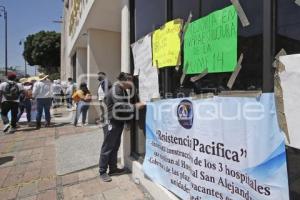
left=152, top=19, right=183, bottom=68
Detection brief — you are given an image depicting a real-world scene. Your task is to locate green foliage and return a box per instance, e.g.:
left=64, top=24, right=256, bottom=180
left=23, top=31, right=61, bottom=74
left=37, top=67, right=60, bottom=80
left=48, top=73, right=61, bottom=81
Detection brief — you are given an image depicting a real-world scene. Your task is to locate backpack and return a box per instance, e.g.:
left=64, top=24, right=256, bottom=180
left=3, top=82, right=20, bottom=101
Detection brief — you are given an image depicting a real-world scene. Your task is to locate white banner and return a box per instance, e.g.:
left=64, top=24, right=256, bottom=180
left=143, top=94, right=289, bottom=200
left=131, top=35, right=160, bottom=102
left=279, top=54, right=300, bottom=149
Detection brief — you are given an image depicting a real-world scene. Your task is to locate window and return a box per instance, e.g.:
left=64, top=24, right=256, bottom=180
left=132, top=0, right=167, bottom=158
left=173, top=0, right=200, bottom=22
left=131, top=0, right=268, bottom=158
left=186, top=0, right=264, bottom=92
left=71, top=53, right=76, bottom=82
left=201, top=0, right=231, bottom=16
left=135, top=0, right=166, bottom=40
left=130, top=1, right=299, bottom=197
left=170, top=0, right=201, bottom=96
left=277, top=1, right=300, bottom=198
left=276, top=0, right=300, bottom=54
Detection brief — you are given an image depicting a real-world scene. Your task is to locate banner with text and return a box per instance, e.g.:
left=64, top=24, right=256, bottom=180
left=131, top=35, right=160, bottom=102
left=152, top=19, right=183, bottom=68
left=143, top=93, right=289, bottom=200
left=184, top=5, right=237, bottom=74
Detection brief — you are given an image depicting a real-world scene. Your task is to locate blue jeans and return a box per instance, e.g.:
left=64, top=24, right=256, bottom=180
left=66, top=97, right=72, bottom=108
left=17, top=99, right=32, bottom=122
left=36, top=98, right=52, bottom=124
left=74, top=101, right=89, bottom=125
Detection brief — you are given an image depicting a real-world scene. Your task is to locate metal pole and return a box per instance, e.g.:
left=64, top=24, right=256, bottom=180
left=164, top=0, right=173, bottom=96
left=4, top=10, right=7, bottom=76
left=24, top=59, right=27, bottom=76
left=0, top=6, right=8, bottom=76
left=20, top=40, right=27, bottom=76
left=262, top=0, right=275, bottom=92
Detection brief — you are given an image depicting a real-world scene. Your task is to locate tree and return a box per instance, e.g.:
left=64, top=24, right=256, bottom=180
left=23, top=31, right=61, bottom=75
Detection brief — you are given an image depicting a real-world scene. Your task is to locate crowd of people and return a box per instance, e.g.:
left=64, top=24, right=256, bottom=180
left=1, top=71, right=145, bottom=182
left=0, top=72, right=80, bottom=133
left=0, top=71, right=120, bottom=134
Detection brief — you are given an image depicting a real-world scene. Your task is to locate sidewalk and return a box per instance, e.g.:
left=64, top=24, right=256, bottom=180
left=0, top=109, right=152, bottom=200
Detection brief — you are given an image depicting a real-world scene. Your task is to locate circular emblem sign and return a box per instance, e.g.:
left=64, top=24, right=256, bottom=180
left=177, top=100, right=193, bottom=129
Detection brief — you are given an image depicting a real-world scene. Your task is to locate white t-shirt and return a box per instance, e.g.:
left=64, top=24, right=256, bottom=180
left=66, top=82, right=74, bottom=97
left=52, top=83, right=63, bottom=95
left=98, top=85, right=105, bottom=101
left=0, top=81, right=24, bottom=103
left=32, top=80, right=53, bottom=99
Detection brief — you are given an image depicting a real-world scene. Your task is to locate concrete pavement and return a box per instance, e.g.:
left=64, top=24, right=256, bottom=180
left=0, top=109, right=153, bottom=200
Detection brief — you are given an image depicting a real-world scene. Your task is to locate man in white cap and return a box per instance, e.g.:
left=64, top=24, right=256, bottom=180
left=32, top=74, right=53, bottom=129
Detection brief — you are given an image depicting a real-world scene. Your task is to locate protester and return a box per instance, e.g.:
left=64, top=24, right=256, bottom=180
left=57, top=79, right=64, bottom=104
left=65, top=77, right=75, bottom=110
left=72, top=82, right=91, bottom=126
left=97, top=72, right=111, bottom=123
left=61, top=80, right=68, bottom=106
left=0, top=72, right=24, bottom=134
left=17, top=78, right=33, bottom=123
left=52, top=79, right=63, bottom=108
left=32, top=74, right=53, bottom=129
left=99, top=72, right=145, bottom=182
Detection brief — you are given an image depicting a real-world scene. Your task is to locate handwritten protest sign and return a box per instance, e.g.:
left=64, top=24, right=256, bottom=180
left=184, top=5, right=237, bottom=74
left=152, top=19, right=183, bottom=68
left=131, top=35, right=160, bottom=102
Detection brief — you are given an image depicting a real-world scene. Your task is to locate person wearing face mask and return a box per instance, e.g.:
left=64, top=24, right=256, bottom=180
left=97, top=72, right=111, bottom=123
left=65, top=77, right=75, bottom=110
left=98, top=72, right=145, bottom=182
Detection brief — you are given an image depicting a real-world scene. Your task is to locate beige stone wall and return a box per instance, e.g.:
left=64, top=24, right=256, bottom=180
left=75, top=47, right=88, bottom=83
left=61, top=1, right=72, bottom=81
left=87, top=29, right=121, bottom=123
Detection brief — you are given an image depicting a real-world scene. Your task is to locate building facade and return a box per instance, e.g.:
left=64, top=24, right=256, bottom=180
left=61, top=0, right=300, bottom=199
left=61, top=0, right=123, bottom=123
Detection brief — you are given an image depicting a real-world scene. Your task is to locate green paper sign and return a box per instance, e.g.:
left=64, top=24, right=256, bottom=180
left=184, top=5, right=237, bottom=74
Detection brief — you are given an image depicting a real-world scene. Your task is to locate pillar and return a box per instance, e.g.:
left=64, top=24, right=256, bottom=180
left=120, top=0, right=132, bottom=167
left=76, top=47, right=87, bottom=83
left=87, top=29, right=121, bottom=124
left=121, top=0, right=131, bottom=73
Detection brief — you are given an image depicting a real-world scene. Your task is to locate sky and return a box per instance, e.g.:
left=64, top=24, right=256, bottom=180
left=0, top=0, right=63, bottom=75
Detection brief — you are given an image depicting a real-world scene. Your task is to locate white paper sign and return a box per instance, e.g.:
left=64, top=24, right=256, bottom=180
left=279, top=54, right=300, bottom=149
left=131, top=35, right=160, bottom=102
